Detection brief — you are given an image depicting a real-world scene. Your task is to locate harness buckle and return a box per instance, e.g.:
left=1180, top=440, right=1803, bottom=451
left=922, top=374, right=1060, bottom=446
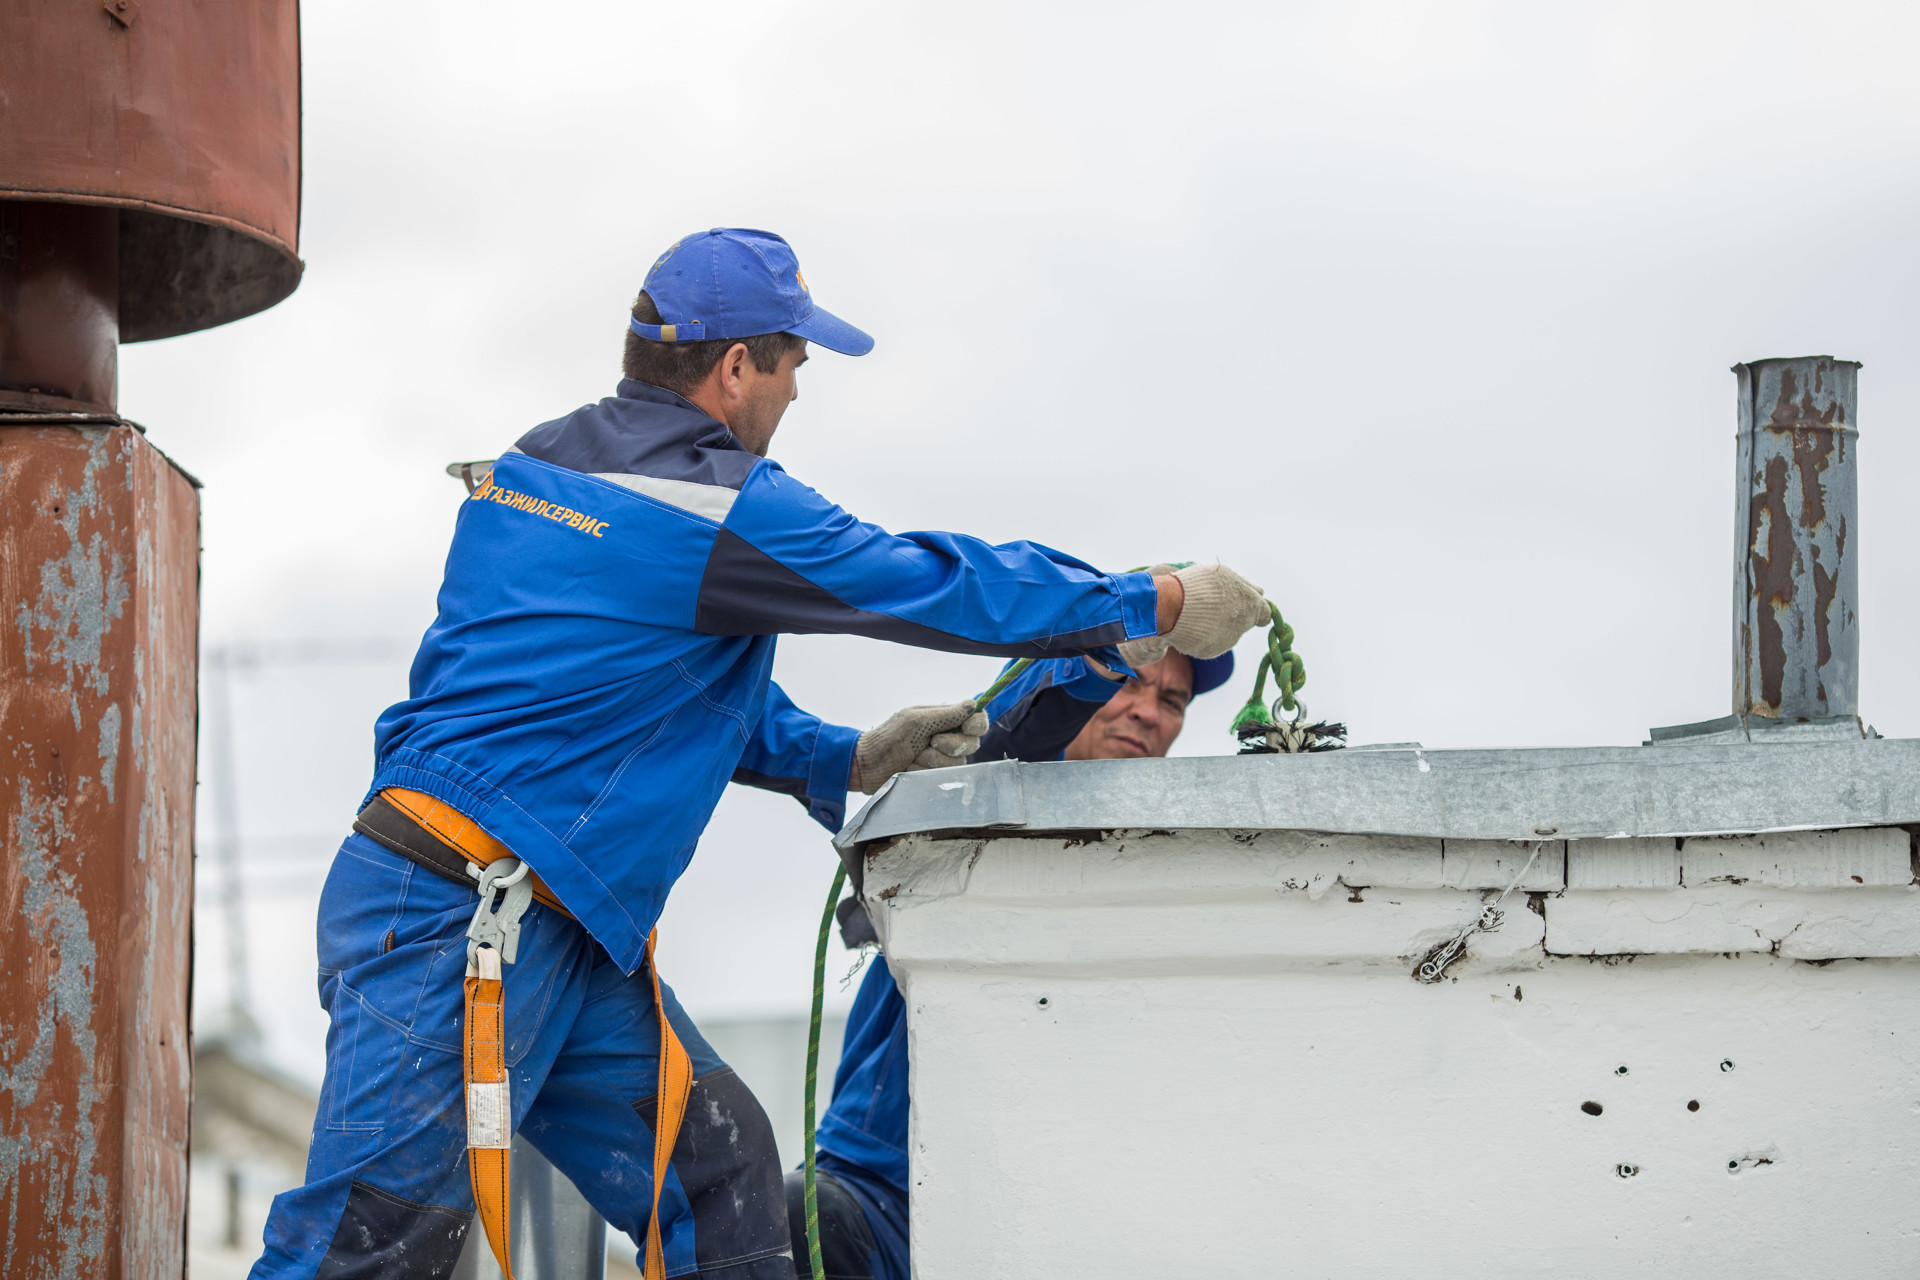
left=466, top=858, right=535, bottom=967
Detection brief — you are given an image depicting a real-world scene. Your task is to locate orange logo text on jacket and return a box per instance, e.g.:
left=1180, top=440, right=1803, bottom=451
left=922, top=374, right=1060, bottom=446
left=472, top=474, right=610, bottom=538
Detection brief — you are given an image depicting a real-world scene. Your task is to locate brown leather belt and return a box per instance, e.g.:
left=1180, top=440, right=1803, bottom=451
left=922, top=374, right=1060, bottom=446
left=354, top=787, right=567, bottom=915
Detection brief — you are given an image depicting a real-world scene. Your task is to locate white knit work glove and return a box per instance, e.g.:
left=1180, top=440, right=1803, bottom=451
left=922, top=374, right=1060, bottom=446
left=1122, top=562, right=1269, bottom=666
left=1166, top=563, right=1269, bottom=658
left=854, top=701, right=990, bottom=794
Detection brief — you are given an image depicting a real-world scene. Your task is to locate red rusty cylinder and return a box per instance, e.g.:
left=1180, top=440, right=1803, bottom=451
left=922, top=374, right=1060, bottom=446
left=0, top=0, right=303, bottom=344
left=0, top=424, right=200, bottom=1280
left=0, top=202, right=119, bottom=414
left=0, top=3, right=300, bottom=1273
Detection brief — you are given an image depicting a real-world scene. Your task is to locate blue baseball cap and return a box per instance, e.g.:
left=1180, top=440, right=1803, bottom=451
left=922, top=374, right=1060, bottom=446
left=631, top=228, right=874, bottom=356
left=1124, top=648, right=1232, bottom=696
left=1188, top=652, right=1234, bottom=697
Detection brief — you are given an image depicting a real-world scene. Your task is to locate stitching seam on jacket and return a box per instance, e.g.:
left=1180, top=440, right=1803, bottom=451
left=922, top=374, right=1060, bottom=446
left=669, top=658, right=753, bottom=739
left=564, top=704, right=682, bottom=842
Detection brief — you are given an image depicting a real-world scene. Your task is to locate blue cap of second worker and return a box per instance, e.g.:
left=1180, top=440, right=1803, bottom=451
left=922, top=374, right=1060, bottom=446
left=631, top=228, right=874, bottom=356
left=1189, top=652, right=1234, bottom=698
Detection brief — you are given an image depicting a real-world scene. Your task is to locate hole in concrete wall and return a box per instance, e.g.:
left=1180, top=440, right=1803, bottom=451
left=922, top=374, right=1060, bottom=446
left=1581, top=1101, right=1603, bottom=1116
left=1720, top=1059, right=1735, bottom=1072
left=1616, top=1164, right=1638, bottom=1178
left=1615, top=1065, right=1630, bottom=1076
left=1036, top=996, right=1049, bottom=1008
left=1688, top=1100, right=1700, bottom=1112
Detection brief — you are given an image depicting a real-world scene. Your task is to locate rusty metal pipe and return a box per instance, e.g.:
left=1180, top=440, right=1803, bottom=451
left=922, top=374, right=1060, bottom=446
left=0, top=423, right=200, bottom=1278
left=0, top=201, right=118, bottom=414
left=0, top=3, right=301, bottom=1273
left=1731, top=356, right=1860, bottom=724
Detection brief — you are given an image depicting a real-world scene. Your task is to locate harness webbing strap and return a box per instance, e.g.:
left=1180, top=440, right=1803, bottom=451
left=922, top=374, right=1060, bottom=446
left=376, top=787, right=568, bottom=913
left=641, top=928, right=693, bottom=1280
left=465, top=945, right=516, bottom=1279
left=398, top=787, right=691, bottom=1279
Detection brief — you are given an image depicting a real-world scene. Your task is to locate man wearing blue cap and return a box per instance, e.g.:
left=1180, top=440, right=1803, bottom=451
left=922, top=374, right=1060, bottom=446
left=249, top=229, right=1270, bottom=1280
left=786, top=644, right=1234, bottom=1280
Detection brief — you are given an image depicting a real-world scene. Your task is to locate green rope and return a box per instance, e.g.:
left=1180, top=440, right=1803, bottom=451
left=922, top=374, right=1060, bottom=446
left=1229, top=601, right=1307, bottom=736
left=973, top=657, right=1034, bottom=709
left=802, top=861, right=848, bottom=1280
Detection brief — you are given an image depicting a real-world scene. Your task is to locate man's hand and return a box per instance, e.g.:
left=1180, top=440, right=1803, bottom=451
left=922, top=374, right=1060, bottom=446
left=1122, top=562, right=1268, bottom=666
left=853, top=701, right=991, bottom=795
left=1165, top=562, right=1268, bottom=658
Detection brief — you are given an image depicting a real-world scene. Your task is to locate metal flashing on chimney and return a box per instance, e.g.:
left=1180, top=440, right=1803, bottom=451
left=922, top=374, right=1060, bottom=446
left=837, top=738, right=1920, bottom=853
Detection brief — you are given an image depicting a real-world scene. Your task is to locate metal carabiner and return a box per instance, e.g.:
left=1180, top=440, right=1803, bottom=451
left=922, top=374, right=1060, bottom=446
left=466, top=857, right=536, bottom=968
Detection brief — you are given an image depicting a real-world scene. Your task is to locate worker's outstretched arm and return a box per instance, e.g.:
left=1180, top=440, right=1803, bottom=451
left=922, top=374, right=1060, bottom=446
left=730, top=682, right=863, bottom=832
left=694, top=461, right=1160, bottom=656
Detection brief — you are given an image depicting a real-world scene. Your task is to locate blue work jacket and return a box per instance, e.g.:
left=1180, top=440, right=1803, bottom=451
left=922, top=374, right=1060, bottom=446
left=366, top=381, right=1158, bottom=974
left=815, top=655, right=1117, bottom=1190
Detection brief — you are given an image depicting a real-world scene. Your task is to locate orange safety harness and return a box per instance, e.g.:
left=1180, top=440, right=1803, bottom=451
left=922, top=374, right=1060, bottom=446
left=382, top=788, right=692, bottom=1280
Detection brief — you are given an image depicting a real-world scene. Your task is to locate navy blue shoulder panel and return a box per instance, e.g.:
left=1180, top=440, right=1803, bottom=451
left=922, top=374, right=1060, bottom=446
left=514, top=379, right=758, bottom=490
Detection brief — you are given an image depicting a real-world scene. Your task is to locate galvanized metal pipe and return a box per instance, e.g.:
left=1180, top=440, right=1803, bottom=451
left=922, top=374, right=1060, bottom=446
left=1730, top=356, right=1860, bottom=724
left=452, top=1138, right=609, bottom=1280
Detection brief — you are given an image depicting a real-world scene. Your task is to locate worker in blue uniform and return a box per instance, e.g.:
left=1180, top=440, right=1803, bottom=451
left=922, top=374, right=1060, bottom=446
left=249, top=228, right=1271, bottom=1279
left=787, top=644, right=1236, bottom=1280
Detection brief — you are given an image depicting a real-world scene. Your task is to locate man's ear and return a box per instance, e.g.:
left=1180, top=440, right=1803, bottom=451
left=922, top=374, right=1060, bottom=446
left=717, top=342, right=751, bottom=400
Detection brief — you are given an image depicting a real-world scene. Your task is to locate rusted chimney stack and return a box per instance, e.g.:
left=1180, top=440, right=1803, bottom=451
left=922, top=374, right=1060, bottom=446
left=1731, top=357, right=1860, bottom=727
left=1652, top=355, right=1868, bottom=745
left=0, top=3, right=302, bottom=1274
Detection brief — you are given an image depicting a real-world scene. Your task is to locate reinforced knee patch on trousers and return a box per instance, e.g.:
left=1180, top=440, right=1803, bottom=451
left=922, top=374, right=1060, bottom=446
left=634, top=1067, right=791, bottom=1273
left=314, top=1180, right=473, bottom=1280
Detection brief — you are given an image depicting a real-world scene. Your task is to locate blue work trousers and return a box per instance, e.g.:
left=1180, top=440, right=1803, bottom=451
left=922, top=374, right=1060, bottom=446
left=250, top=834, right=791, bottom=1279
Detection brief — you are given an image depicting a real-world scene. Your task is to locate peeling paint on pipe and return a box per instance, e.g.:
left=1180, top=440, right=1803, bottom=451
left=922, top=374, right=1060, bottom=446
left=1731, top=357, right=1859, bottom=722
left=0, top=424, right=199, bottom=1280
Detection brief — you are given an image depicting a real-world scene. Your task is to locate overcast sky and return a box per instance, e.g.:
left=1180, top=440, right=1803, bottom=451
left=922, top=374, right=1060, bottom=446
left=123, top=0, right=1920, bottom=1083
